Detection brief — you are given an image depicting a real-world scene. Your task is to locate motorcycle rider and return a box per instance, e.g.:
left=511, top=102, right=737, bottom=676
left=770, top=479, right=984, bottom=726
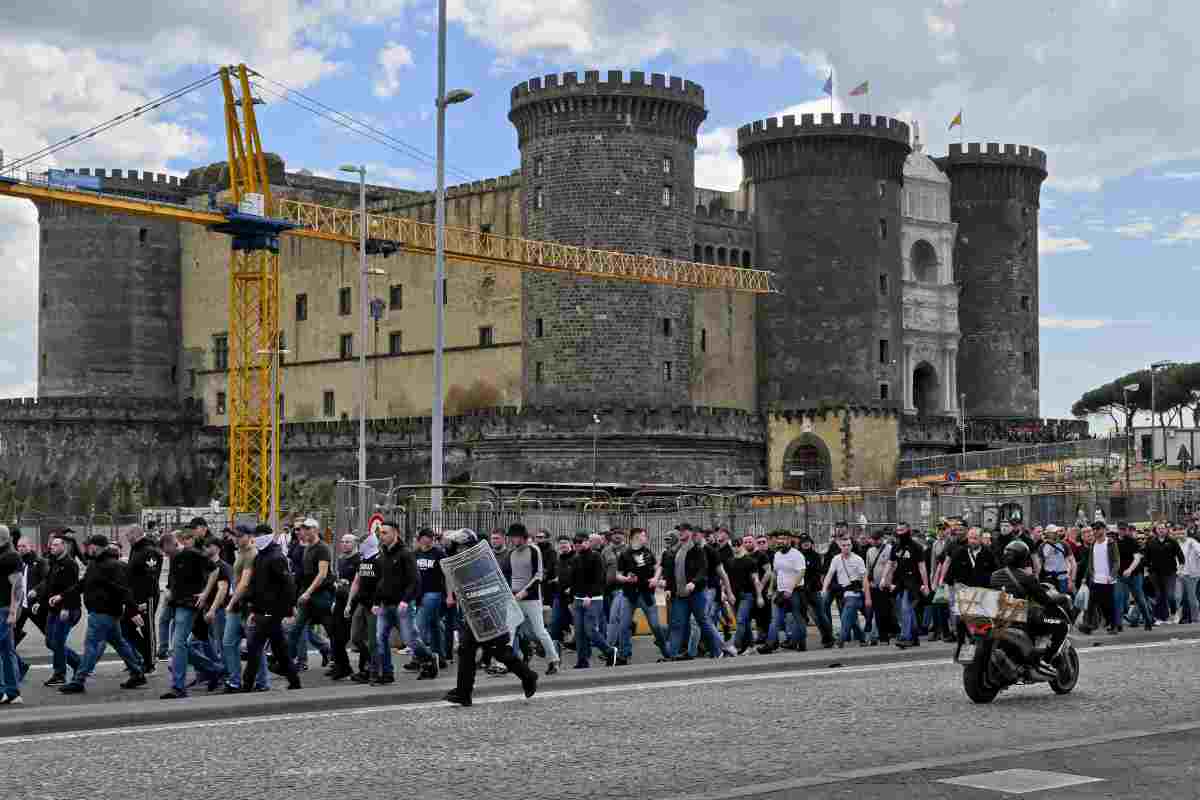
left=989, top=540, right=1075, bottom=678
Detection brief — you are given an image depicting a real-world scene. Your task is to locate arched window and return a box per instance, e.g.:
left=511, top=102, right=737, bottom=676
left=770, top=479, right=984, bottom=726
left=717, top=247, right=727, bottom=265
left=782, top=434, right=832, bottom=491
left=910, top=239, right=938, bottom=284
left=704, top=245, right=714, bottom=264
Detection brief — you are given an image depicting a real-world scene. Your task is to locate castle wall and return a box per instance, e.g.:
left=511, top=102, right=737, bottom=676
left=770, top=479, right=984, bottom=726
left=195, top=405, right=767, bottom=489
left=510, top=70, right=707, bottom=407
left=0, top=397, right=207, bottom=508
left=37, top=169, right=189, bottom=400
left=937, top=143, right=1046, bottom=418
left=739, top=114, right=911, bottom=411
left=180, top=174, right=526, bottom=424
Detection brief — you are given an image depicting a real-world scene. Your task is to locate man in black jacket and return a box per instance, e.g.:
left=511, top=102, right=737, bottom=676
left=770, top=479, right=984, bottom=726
left=161, top=527, right=213, bottom=699
left=570, top=533, right=614, bottom=668
left=1145, top=523, right=1185, bottom=623
left=58, top=535, right=147, bottom=694
left=372, top=521, right=435, bottom=683
left=35, top=533, right=83, bottom=685
left=123, top=526, right=163, bottom=675
left=13, top=535, right=48, bottom=647
left=242, top=528, right=301, bottom=691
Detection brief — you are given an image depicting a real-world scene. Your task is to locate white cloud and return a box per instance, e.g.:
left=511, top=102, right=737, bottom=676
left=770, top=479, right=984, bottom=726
left=373, top=42, right=414, bottom=98
left=1039, top=317, right=1107, bottom=330
left=449, top=0, right=1200, bottom=192
left=1154, top=171, right=1200, bottom=181
left=1157, top=213, right=1200, bottom=244
left=1113, top=220, right=1154, bottom=238
left=1039, top=232, right=1092, bottom=255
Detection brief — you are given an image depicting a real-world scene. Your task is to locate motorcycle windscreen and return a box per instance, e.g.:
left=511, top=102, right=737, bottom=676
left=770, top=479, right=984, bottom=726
left=440, top=540, right=525, bottom=642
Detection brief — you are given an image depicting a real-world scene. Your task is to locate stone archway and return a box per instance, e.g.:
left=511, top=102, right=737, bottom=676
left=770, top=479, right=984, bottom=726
left=913, top=361, right=940, bottom=416
left=910, top=239, right=938, bottom=283
left=782, top=433, right=832, bottom=491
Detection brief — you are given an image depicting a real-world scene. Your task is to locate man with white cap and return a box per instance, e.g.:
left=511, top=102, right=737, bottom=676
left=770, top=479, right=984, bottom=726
left=286, top=518, right=335, bottom=673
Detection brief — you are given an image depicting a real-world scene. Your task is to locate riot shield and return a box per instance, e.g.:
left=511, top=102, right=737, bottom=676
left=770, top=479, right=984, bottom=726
left=440, top=540, right=524, bottom=642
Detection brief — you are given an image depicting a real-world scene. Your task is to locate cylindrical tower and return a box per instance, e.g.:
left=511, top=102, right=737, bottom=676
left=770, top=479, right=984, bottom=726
left=37, top=168, right=185, bottom=399
left=936, top=143, right=1046, bottom=418
left=738, top=113, right=911, bottom=408
left=509, top=70, right=707, bottom=407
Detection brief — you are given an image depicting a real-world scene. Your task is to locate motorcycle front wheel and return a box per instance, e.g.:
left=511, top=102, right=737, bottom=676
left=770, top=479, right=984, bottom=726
left=1049, top=643, right=1080, bottom=695
left=963, top=642, right=1001, bottom=704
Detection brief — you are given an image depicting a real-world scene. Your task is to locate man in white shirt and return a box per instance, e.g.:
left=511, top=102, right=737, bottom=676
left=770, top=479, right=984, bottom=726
left=1178, top=532, right=1200, bottom=625
left=757, top=532, right=807, bottom=654
left=821, top=536, right=871, bottom=648
left=1081, top=522, right=1119, bottom=635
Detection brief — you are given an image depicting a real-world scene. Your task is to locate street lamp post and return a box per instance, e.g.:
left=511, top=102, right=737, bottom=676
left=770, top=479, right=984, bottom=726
left=1150, top=360, right=1176, bottom=506
left=592, top=412, right=600, bottom=496
left=960, top=393, right=967, bottom=460
left=431, top=0, right=474, bottom=513
left=339, top=165, right=388, bottom=532
left=257, top=345, right=290, bottom=535
left=1123, top=382, right=1140, bottom=489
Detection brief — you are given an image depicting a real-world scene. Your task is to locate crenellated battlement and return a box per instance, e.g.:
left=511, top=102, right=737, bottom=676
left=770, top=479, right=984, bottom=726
left=939, top=142, right=1047, bottom=174
left=694, top=204, right=753, bottom=227
left=69, top=168, right=184, bottom=187
left=377, top=170, right=523, bottom=213
left=509, top=69, right=707, bottom=145
left=0, top=396, right=202, bottom=423
left=737, top=113, right=911, bottom=151
left=511, top=70, right=704, bottom=106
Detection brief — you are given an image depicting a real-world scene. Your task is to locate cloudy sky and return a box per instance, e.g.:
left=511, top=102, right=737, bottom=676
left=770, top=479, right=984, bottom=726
left=0, top=0, right=1194, bottom=425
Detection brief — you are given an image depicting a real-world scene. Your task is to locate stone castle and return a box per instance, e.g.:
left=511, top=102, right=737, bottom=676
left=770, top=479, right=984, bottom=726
left=3, top=69, right=1085, bottom=511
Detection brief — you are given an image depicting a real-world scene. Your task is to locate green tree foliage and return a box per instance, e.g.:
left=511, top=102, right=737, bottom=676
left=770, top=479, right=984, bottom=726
left=1072, top=362, right=1200, bottom=428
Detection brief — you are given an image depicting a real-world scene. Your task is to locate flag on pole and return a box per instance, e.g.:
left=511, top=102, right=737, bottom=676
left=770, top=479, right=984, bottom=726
left=849, top=81, right=869, bottom=96
left=822, top=72, right=833, bottom=96
left=948, top=110, right=963, bottom=130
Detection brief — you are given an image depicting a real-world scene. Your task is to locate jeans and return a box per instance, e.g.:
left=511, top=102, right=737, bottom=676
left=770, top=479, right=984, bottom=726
left=170, top=605, right=198, bottom=692
left=669, top=592, right=724, bottom=658
left=616, top=592, right=669, bottom=659
left=1179, top=575, right=1199, bottom=623
left=377, top=604, right=431, bottom=676
left=1153, top=574, right=1180, bottom=622
left=414, top=592, right=445, bottom=659
left=190, top=607, right=225, bottom=675
left=440, top=602, right=459, bottom=660
left=839, top=593, right=866, bottom=643
left=223, top=611, right=268, bottom=690
left=810, top=588, right=834, bottom=644
left=605, top=592, right=627, bottom=650
left=45, top=607, right=82, bottom=676
left=1118, top=574, right=1154, bottom=627
left=513, top=598, right=559, bottom=662
left=157, top=599, right=174, bottom=658
left=0, top=609, right=24, bottom=698
left=898, top=590, right=920, bottom=643
left=766, top=591, right=807, bottom=647
left=572, top=598, right=611, bottom=666
left=74, top=611, right=143, bottom=686
left=549, top=596, right=571, bottom=644
left=734, top=592, right=757, bottom=651
left=244, top=614, right=297, bottom=688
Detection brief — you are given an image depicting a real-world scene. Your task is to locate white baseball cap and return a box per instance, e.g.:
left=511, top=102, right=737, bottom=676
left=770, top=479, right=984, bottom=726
left=302, top=517, right=320, bottom=528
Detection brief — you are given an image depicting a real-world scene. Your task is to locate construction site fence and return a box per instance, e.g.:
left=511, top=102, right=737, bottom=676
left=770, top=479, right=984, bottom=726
left=899, top=435, right=1132, bottom=479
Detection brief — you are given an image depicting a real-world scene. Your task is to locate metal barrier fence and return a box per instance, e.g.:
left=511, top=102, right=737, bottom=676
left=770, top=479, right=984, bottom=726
left=899, top=436, right=1131, bottom=479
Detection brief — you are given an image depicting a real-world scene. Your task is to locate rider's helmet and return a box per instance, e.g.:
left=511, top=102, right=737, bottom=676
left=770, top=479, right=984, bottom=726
left=1003, top=539, right=1031, bottom=569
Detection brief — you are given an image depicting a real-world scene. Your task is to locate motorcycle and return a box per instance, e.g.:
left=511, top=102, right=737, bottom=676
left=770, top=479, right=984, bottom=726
left=953, top=584, right=1080, bottom=704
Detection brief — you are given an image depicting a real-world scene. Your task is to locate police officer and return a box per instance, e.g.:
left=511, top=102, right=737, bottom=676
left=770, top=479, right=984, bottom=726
left=124, top=525, right=163, bottom=674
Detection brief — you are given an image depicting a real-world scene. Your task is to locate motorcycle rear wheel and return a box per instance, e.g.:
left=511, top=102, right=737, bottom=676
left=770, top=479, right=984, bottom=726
left=1049, top=644, right=1079, bottom=695
left=963, top=644, right=1001, bottom=704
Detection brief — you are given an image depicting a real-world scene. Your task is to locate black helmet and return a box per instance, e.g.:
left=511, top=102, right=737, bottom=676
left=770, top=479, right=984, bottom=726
left=1003, top=539, right=1031, bottom=569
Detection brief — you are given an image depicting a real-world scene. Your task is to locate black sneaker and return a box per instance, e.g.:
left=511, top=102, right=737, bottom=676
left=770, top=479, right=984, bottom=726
left=545, top=662, right=559, bottom=676
left=615, top=657, right=630, bottom=666
left=121, top=674, right=148, bottom=690
left=287, top=679, right=302, bottom=690
left=222, top=685, right=243, bottom=694
left=350, top=672, right=372, bottom=684
left=59, top=682, right=85, bottom=694
left=438, top=657, right=448, bottom=670
left=43, top=673, right=67, bottom=687
left=604, top=647, right=618, bottom=667
left=328, top=667, right=353, bottom=681
left=160, top=689, right=188, bottom=700
left=370, top=674, right=395, bottom=686
left=402, top=661, right=421, bottom=672
left=756, top=644, right=778, bottom=655
left=522, top=673, right=538, bottom=699
left=443, top=689, right=472, bottom=707
left=321, top=651, right=331, bottom=668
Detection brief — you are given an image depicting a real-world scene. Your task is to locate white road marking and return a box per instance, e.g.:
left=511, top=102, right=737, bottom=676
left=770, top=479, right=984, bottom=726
left=2, top=637, right=1196, bottom=746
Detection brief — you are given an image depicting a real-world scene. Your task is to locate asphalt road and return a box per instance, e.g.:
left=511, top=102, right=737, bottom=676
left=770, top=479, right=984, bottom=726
left=3, top=633, right=1199, bottom=799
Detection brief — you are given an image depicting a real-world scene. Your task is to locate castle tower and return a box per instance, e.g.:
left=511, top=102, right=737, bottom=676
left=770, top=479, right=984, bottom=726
left=936, top=143, right=1046, bottom=418
left=509, top=70, right=707, bottom=407
left=37, top=169, right=187, bottom=399
left=737, top=113, right=911, bottom=408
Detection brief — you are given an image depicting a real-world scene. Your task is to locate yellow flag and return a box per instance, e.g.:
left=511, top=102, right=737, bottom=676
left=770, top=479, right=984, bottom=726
left=948, top=110, right=963, bottom=130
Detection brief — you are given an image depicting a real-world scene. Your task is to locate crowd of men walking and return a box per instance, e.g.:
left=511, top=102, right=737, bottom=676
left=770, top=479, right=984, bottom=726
left=1, top=510, right=1198, bottom=706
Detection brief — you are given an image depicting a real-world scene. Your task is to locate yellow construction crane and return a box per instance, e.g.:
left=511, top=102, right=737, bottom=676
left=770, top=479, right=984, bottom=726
left=0, top=64, right=774, bottom=521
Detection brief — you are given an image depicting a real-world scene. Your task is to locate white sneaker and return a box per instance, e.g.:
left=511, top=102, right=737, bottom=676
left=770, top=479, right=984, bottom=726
left=5, top=696, right=22, bottom=705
